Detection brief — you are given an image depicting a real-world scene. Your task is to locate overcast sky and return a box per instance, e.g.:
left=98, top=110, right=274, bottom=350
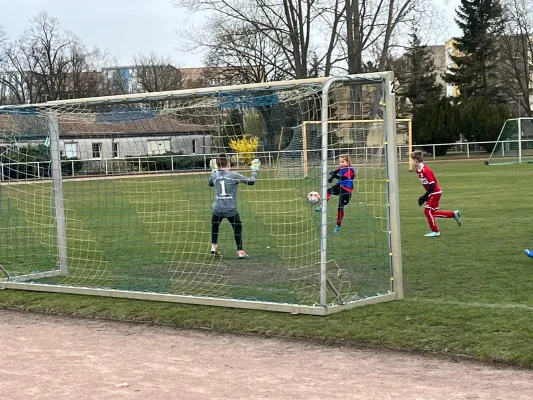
left=1, top=0, right=461, bottom=68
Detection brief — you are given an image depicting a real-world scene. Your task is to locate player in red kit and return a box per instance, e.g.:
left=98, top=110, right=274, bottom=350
left=411, top=150, right=461, bottom=237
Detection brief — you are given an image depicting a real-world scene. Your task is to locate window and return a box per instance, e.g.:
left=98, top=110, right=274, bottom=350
left=192, top=139, right=197, bottom=154
left=92, top=143, right=102, bottom=159
left=68, top=93, right=75, bottom=99
left=64, top=142, right=78, bottom=158
left=112, top=142, right=119, bottom=158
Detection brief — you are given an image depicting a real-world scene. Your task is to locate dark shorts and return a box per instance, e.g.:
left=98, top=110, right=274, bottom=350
left=329, top=184, right=352, bottom=206
left=212, top=213, right=241, bottom=225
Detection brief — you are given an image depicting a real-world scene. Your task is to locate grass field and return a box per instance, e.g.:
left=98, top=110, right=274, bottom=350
left=2, top=160, right=533, bottom=368
left=0, top=164, right=391, bottom=306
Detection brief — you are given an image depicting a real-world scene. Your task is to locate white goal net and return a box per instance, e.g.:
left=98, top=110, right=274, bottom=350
left=0, top=74, right=402, bottom=315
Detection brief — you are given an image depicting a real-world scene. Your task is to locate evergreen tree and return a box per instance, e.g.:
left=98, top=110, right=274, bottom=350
left=459, top=98, right=511, bottom=151
left=445, top=0, right=504, bottom=102
left=398, top=29, right=443, bottom=110
left=412, top=98, right=462, bottom=156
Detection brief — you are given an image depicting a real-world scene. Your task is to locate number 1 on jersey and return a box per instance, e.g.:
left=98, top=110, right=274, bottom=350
left=219, top=180, right=227, bottom=196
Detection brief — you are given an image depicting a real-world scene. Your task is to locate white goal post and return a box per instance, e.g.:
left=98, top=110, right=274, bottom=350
left=487, top=118, right=533, bottom=165
left=0, top=73, right=403, bottom=315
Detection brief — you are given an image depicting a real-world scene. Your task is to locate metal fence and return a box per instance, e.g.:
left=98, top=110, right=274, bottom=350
left=404, top=139, right=533, bottom=160
left=1, top=139, right=530, bottom=182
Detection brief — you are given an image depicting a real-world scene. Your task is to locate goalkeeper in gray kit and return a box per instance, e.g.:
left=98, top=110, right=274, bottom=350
left=208, top=153, right=260, bottom=258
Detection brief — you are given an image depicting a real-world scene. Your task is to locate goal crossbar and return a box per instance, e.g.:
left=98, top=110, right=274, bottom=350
left=0, top=73, right=390, bottom=109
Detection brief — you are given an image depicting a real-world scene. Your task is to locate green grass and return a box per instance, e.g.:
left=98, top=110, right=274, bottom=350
left=2, top=161, right=533, bottom=368
left=0, top=166, right=391, bottom=304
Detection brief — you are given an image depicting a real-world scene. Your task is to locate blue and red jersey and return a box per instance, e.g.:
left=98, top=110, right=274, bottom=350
left=334, top=166, right=356, bottom=192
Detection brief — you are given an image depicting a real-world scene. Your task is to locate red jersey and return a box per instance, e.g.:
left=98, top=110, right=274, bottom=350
left=416, top=163, right=442, bottom=193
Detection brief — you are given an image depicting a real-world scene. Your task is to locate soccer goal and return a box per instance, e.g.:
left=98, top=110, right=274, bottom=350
left=277, top=118, right=412, bottom=178
left=486, top=118, right=533, bottom=165
left=0, top=73, right=402, bottom=315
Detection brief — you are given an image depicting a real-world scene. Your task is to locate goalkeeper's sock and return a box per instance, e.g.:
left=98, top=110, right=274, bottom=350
left=336, top=210, right=344, bottom=226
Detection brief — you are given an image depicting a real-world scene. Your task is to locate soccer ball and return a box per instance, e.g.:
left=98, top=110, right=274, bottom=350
left=307, top=191, right=321, bottom=205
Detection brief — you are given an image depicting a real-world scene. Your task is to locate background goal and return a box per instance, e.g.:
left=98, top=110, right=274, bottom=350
left=277, top=118, right=412, bottom=179
left=487, top=118, right=533, bottom=165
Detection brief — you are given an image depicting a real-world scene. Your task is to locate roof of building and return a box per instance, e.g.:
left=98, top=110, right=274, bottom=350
left=0, top=113, right=215, bottom=138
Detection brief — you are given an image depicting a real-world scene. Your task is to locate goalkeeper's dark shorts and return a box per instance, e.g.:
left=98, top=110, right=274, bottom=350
left=328, top=184, right=352, bottom=207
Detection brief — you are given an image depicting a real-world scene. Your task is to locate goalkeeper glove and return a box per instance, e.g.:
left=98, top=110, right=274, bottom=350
left=418, top=183, right=434, bottom=206
left=328, top=176, right=335, bottom=184
left=330, top=170, right=340, bottom=178
left=209, top=158, right=218, bottom=173
left=250, top=158, right=261, bottom=171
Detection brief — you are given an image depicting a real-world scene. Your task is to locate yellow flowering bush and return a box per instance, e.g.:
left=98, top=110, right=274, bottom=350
left=229, top=136, right=259, bottom=165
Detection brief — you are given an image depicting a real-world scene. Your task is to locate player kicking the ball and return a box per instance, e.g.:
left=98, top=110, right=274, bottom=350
left=316, top=154, right=356, bottom=233
left=411, top=150, right=461, bottom=237
left=208, top=153, right=260, bottom=258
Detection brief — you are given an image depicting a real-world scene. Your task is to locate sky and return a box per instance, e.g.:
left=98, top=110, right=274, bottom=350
left=1, top=0, right=462, bottom=68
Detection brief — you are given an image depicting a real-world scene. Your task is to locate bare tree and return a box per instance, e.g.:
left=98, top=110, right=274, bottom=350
left=340, top=0, right=424, bottom=116
left=0, top=26, right=6, bottom=69
left=132, top=52, right=184, bottom=92
left=27, top=12, right=73, bottom=101
left=344, top=0, right=364, bottom=74
left=173, top=0, right=342, bottom=80
left=0, top=12, right=119, bottom=104
left=0, top=26, right=6, bottom=52
left=0, top=27, right=10, bottom=104
left=198, top=18, right=290, bottom=84
left=498, top=0, right=532, bottom=116
left=337, top=0, right=437, bottom=75
left=0, top=12, right=74, bottom=103
left=0, top=38, right=41, bottom=104
left=68, top=46, right=117, bottom=98
left=173, top=0, right=442, bottom=121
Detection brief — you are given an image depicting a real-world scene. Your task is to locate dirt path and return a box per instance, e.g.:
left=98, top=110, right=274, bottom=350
left=0, top=310, right=531, bottom=400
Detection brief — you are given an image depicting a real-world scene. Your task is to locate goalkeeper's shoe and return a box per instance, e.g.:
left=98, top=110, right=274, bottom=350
left=525, top=249, right=533, bottom=259
left=237, top=250, right=249, bottom=259
left=454, top=210, right=461, bottom=226
left=211, top=244, right=221, bottom=256
left=424, top=231, right=440, bottom=237
left=333, top=225, right=341, bottom=234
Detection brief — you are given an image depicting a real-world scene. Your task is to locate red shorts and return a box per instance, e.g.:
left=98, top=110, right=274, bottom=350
left=426, top=192, right=442, bottom=210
